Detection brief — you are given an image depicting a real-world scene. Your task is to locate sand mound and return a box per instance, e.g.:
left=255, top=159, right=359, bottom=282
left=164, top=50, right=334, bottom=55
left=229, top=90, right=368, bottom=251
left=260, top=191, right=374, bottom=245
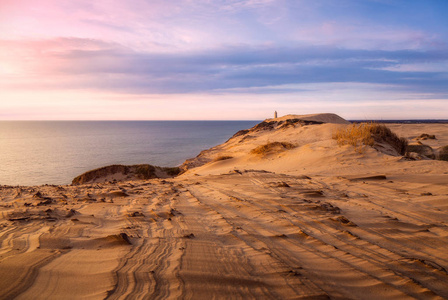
left=181, top=114, right=349, bottom=173
left=180, top=113, right=417, bottom=176
left=180, top=115, right=448, bottom=180
left=72, top=164, right=180, bottom=185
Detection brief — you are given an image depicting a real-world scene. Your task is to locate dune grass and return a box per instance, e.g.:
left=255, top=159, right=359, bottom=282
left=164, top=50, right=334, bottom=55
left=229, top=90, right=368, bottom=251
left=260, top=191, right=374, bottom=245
left=134, top=164, right=181, bottom=178
left=333, top=123, right=407, bottom=155
left=251, top=142, right=296, bottom=155
left=134, top=164, right=156, bottom=179
left=333, top=123, right=374, bottom=152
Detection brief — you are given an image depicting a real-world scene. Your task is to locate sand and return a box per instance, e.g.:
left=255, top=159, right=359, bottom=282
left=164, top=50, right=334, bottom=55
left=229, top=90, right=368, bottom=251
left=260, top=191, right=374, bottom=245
left=1, top=114, right=447, bottom=299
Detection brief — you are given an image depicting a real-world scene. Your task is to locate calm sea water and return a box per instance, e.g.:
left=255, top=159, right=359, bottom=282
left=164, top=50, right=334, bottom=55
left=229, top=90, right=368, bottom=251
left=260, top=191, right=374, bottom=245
left=0, top=121, right=259, bottom=186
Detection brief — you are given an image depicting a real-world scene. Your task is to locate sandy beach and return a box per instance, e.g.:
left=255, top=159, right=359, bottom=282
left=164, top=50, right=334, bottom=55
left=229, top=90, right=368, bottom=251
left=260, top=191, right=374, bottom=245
left=1, top=114, right=447, bottom=299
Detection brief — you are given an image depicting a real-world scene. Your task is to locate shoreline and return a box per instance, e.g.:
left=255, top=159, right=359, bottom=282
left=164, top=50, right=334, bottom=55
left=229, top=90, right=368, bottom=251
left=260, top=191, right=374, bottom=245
left=0, top=120, right=259, bottom=187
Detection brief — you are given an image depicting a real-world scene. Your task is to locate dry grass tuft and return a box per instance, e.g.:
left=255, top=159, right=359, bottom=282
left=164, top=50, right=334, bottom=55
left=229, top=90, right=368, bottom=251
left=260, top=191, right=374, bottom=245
left=333, top=123, right=407, bottom=155
left=333, top=123, right=374, bottom=152
left=251, top=142, right=296, bottom=155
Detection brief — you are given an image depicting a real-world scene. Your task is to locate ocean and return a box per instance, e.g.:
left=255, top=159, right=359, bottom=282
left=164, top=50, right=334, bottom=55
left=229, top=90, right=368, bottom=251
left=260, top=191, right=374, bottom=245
left=0, top=121, right=259, bottom=186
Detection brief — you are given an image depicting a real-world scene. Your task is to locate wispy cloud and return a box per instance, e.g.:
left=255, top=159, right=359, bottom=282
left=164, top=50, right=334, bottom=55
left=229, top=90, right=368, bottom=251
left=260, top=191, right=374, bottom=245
left=1, top=0, right=447, bottom=119
left=1, top=37, right=447, bottom=97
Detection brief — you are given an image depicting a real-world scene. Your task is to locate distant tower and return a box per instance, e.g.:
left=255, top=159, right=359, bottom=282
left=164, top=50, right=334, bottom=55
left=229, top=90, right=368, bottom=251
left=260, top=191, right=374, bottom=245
left=274, top=111, right=278, bottom=118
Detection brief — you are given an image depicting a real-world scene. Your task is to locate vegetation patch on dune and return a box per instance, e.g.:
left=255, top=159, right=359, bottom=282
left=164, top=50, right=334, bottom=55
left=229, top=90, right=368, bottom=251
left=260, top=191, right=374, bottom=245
left=213, top=155, right=233, bottom=162
left=251, top=142, right=296, bottom=156
left=417, top=133, right=436, bottom=140
left=333, top=123, right=408, bottom=155
left=72, top=165, right=130, bottom=185
left=407, top=144, right=435, bottom=159
left=333, top=123, right=374, bottom=150
left=439, top=145, right=448, bottom=161
left=369, top=124, right=408, bottom=155
left=72, top=164, right=180, bottom=185
left=134, top=164, right=180, bottom=178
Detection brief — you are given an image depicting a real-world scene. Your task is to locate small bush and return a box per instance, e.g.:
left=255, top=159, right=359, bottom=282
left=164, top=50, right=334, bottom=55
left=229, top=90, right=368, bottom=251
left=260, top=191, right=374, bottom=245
left=439, top=145, right=448, bottom=161
left=333, top=123, right=407, bottom=155
left=251, top=142, right=296, bottom=155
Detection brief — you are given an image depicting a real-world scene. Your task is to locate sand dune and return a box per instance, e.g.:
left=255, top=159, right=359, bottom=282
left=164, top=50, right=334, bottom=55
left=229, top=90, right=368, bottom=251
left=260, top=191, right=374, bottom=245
left=269, top=112, right=351, bottom=124
left=1, top=114, right=448, bottom=299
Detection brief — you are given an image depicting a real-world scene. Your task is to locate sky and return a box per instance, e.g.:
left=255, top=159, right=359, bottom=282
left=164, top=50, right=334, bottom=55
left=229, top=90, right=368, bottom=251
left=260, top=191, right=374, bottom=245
left=1, top=0, right=447, bottom=120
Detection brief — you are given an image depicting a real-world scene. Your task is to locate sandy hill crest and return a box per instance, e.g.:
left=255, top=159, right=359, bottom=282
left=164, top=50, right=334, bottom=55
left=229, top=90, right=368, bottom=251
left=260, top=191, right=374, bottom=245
left=180, top=113, right=448, bottom=177
left=268, top=113, right=350, bottom=124
left=180, top=113, right=350, bottom=172
left=180, top=113, right=357, bottom=174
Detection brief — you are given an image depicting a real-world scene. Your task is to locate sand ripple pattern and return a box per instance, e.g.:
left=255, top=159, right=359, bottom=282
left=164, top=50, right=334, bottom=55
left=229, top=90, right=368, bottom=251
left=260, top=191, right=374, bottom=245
left=1, top=171, right=447, bottom=299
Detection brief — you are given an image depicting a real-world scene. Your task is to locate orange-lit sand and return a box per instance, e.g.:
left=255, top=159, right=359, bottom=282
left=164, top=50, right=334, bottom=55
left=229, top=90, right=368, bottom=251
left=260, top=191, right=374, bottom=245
left=1, top=114, right=447, bottom=299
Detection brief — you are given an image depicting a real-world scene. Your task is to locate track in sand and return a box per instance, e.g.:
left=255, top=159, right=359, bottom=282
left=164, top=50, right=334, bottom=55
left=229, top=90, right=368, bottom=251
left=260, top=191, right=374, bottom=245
left=1, top=170, right=447, bottom=299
